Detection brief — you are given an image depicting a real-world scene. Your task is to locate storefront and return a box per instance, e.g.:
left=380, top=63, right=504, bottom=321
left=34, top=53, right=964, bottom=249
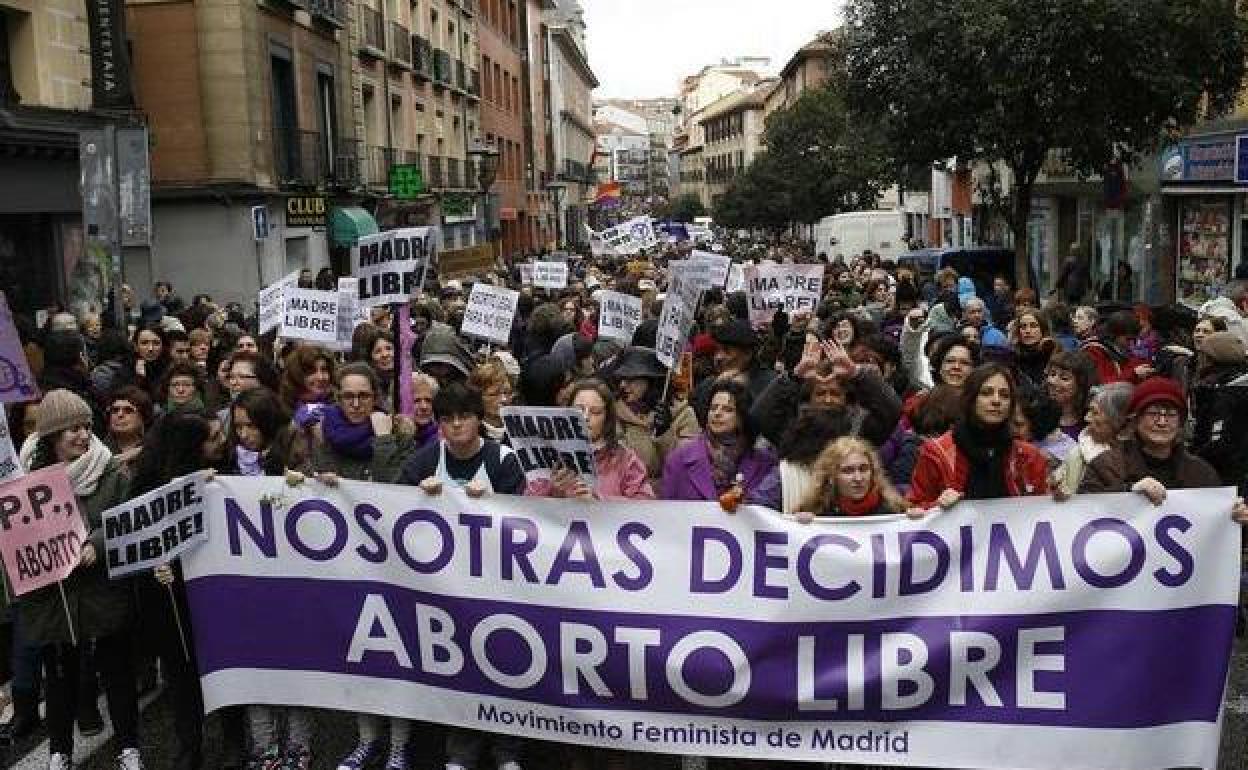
left=1159, top=130, right=1248, bottom=307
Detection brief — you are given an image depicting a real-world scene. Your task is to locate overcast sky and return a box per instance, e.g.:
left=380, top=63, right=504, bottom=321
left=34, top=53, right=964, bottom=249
left=582, top=0, right=844, bottom=99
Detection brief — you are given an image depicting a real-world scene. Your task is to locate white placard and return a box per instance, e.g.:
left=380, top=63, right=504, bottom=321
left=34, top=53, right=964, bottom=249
left=596, top=291, right=643, bottom=343
left=655, top=270, right=701, bottom=369
left=335, top=277, right=366, bottom=352
left=102, top=471, right=209, bottom=578
left=745, top=264, right=824, bottom=325
left=519, top=263, right=535, bottom=285
left=694, top=251, right=732, bottom=288
left=726, top=263, right=746, bottom=293
left=351, top=226, right=436, bottom=308
left=258, top=270, right=300, bottom=334
left=532, top=261, right=568, bottom=289
left=280, top=288, right=339, bottom=345
left=461, top=284, right=520, bottom=345
left=500, top=406, right=596, bottom=486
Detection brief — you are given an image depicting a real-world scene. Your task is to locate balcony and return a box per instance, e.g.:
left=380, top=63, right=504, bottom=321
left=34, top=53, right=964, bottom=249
left=447, top=158, right=463, bottom=189
left=464, top=159, right=477, bottom=189
left=308, top=0, right=344, bottom=26
left=387, top=21, right=412, bottom=68
left=433, top=49, right=452, bottom=88
left=468, top=69, right=480, bottom=99
left=562, top=159, right=592, bottom=184
left=455, top=60, right=467, bottom=92
left=332, top=138, right=361, bottom=188
left=273, top=129, right=324, bottom=187
left=412, top=35, right=434, bottom=79
left=365, top=145, right=396, bottom=190
left=358, top=6, right=384, bottom=57
left=427, top=156, right=445, bottom=188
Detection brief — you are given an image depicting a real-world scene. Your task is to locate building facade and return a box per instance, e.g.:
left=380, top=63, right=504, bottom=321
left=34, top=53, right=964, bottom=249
left=698, top=80, right=773, bottom=206
left=542, top=0, right=596, bottom=249
left=763, top=36, right=835, bottom=118
left=477, top=0, right=528, bottom=258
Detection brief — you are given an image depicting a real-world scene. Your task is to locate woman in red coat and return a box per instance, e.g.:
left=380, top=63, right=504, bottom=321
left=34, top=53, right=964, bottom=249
left=909, top=363, right=1050, bottom=509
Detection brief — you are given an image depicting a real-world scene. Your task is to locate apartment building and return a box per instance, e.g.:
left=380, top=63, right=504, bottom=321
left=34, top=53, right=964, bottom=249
left=477, top=0, right=528, bottom=257
left=699, top=79, right=774, bottom=205
left=540, top=0, right=596, bottom=250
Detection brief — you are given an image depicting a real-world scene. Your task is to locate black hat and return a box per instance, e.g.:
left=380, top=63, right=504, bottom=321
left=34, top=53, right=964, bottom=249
left=139, top=299, right=164, bottom=327
left=712, top=318, right=756, bottom=350
left=604, top=346, right=667, bottom=380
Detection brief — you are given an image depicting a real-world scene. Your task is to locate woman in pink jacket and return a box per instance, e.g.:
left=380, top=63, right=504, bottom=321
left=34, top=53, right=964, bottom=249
left=527, top=379, right=655, bottom=500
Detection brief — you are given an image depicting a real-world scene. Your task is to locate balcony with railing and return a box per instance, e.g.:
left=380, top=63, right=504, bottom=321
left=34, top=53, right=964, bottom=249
left=309, top=0, right=345, bottom=26
left=358, top=6, right=384, bottom=56
left=446, top=158, right=462, bottom=189
left=427, top=155, right=445, bottom=188
left=412, top=36, right=434, bottom=79
left=365, top=145, right=396, bottom=189
left=455, top=60, right=467, bottom=92
left=387, top=21, right=412, bottom=68
left=433, top=50, right=452, bottom=87
left=332, top=138, right=361, bottom=187
left=273, top=129, right=325, bottom=186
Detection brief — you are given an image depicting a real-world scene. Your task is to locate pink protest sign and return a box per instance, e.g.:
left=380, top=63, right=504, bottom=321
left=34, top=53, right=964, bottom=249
left=0, top=292, right=38, bottom=405
left=0, top=465, right=88, bottom=596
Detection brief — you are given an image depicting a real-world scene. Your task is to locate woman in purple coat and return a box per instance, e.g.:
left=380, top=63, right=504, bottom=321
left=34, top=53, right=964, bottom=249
left=661, top=379, right=781, bottom=509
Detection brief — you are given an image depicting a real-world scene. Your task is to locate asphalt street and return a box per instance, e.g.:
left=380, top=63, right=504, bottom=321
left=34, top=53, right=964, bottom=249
left=3, top=638, right=1248, bottom=770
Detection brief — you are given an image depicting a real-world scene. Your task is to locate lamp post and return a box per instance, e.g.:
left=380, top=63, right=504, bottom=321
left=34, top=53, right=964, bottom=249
left=546, top=180, right=568, bottom=251
left=467, top=137, right=500, bottom=250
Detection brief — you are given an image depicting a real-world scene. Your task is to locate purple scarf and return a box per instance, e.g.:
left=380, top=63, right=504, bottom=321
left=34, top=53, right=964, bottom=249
left=322, top=405, right=375, bottom=460
left=415, top=419, right=439, bottom=449
left=294, top=400, right=331, bottom=429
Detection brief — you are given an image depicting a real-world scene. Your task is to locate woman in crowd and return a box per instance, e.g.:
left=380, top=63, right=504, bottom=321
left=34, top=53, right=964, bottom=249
left=795, top=436, right=919, bottom=519
left=1052, top=382, right=1134, bottom=500
left=777, top=407, right=853, bottom=514
left=129, top=410, right=231, bottom=770
left=608, top=347, right=698, bottom=479
left=1081, top=309, right=1150, bottom=384
left=234, top=334, right=260, bottom=356
left=18, top=390, right=142, bottom=770
left=89, top=329, right=135, bottom=401
left=410, top=372, right=442, bottom=450
left=188, top=328, right=213, bottom=371
left=1192, top=316, right=1228, bottom=351
left=469, top=360, right=514, bottom=443
left=1010, top=308, right=1056, bottom=388
left=1044, top=350, right=1099, bottom=440
left=105, top=385, right=154, bottom=467
left=221, top=387, right=314, bottom=769
left=909, top=364, right=1050, bottom=508
left=1012, top=386, right=1076, bottom=467
left=661, top=380, right=780, bottom=509
left=1072, top=305, right=1099, bottom=344
left=159, top=360, right=207, bottom=413
left=298, top=363, right=413, bottom=770
left=354, top=327, right=396, bottom=409
left=132, top=325, right=169, bottom=397
left=279, top=344, right=335, bottom=429
left=528, top=379, right=654, bottom=500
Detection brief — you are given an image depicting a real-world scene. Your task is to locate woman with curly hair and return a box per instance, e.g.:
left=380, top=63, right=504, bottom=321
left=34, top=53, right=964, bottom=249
left=796, top=436, right=920, bottom=520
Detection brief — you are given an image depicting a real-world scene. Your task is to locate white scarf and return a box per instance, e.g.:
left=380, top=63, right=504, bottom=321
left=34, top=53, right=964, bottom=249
left=20, top=433, right=114, bottom=497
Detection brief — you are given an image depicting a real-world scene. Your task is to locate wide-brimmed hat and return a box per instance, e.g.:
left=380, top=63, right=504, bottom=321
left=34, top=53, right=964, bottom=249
left=711, top=318, right=756, bottom=349
left=604, top=346, right=666, bottom=380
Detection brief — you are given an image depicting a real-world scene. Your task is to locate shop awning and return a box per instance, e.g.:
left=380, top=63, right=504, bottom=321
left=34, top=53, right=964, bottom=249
left=330, top=207, right=379, bottom=246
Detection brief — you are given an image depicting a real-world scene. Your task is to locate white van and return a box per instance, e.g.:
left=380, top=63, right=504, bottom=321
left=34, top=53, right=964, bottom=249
left=814, top=211, right=906, bottom=261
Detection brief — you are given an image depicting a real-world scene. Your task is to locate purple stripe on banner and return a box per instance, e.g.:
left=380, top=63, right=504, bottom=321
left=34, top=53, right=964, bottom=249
left=186, top=575, right=1234, bottom=729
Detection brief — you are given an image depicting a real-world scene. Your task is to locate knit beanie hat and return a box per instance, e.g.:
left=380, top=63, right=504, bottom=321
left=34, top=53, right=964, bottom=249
left=1126, top=377, right=1186, bottom=419
left=1200, top=330, right=1246, bottom=364
left=36, top=389, right=94, bottom=437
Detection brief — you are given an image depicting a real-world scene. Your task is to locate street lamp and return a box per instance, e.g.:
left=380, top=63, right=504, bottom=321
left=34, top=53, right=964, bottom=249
left=467, top=138, right=500, bottom=249
left=546, top=180, right=568, bottom=251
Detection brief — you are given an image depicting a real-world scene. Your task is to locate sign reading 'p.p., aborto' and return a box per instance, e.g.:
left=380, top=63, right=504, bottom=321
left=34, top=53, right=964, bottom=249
left=0, top=465, right=87, bottom=597
left=102, top=471, right=209, bottom=579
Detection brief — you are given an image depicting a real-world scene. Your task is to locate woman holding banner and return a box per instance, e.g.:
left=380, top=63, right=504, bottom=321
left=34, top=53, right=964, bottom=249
left=17, top=389, right=144, bottom=770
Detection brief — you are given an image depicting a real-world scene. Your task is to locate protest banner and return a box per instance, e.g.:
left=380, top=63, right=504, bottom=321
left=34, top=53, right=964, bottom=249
left=518, top=263, right=535, bottom=285
left=351, top=226, right=436, bottom=308
left=654, top=270, right=701, bottom=369
left=532, top=262, right=569, bottom=290
left=597, top=291, right=643, bottom=343
left=258, top=270, right=300, bottom=334
left=0, top=465, right=88, bottom=597
left=693, top=251, right=732, bottom=289
left=0, top=404, right=23, bottom=484
left=0, top=292, right=38, bottom=404
left=280, top=288, right=339, bottom=345
left=440, top=243, right=497, bottom=280
left=461, top=284, right=520, bottom=346
left=745, top=264, right=824, bottom=326
left=500, top=406, right=596, bottom=485
left=184, top=484, right=1239, bottom=769
left=102, top=471, right=208, bottom=579
left=622, top=216, right=659, bottom=251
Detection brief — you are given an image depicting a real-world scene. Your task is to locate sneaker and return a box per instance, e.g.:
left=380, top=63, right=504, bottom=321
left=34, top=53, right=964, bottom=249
left=247, top=752, right=283, bottom=770
left=117, top=748, right=144, bottom=770
left=77, top=700, right=104, bottom=737
left=48, top=753, right=72, bottom=770
left=284, top=747, right=312, bottom=770
left=498, top=763, right=523, bottom=770
left=337, top=741, right=380, bottom=770
left=384, top=744, right=408, bottom=770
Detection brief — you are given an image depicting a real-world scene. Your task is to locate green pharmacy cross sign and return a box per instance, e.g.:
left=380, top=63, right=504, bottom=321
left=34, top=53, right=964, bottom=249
left=389, top=164, right=426, bottom=199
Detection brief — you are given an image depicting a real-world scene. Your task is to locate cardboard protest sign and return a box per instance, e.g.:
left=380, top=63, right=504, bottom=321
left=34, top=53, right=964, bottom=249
left=280, top=288, right=339, bottom=345
left=694, top=251, right=732, bottom=288
left=655, top=270, right=701, bottom=369
left=518, top=263, right=535, bottom=285
left=745, top=264, right=823, bottom=325
left=669, top=258, right=713, bottom=291
left=335, top=278, right=368, bottom=352
left=500, top=406, right=596, bottom=485
left=0, top=404, right=23, bottom=484
left=597, top=291, right=643, bottom=343
left=0, top=465, right=88, bottom=596
left=532, top=261, right=568, bottom=290
left=439, top=243, right=496, bottom=280
left=0, top=292, right=38, bottom=404
left=103, top=471, right=208, bottom=579
left=351, top=226, right=436, bottom=308
left=257, top=271, right=300, bottom=334
left=461, top=284, right=519, bottom=345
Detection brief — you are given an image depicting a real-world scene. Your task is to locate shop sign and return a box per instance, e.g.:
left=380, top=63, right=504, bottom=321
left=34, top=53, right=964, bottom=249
left=1160, top=137, right=1240, bottom=183
left=286, top=196, right=327, bottom=228
left=441, top=193, right=477, bottom=225
left=389, top=164, right=425, bottom=200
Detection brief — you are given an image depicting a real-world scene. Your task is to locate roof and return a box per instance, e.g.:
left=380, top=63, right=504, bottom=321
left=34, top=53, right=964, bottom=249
left=696, top=80, right=777, bottom=123
left=778, top=35, right=837, bottom=80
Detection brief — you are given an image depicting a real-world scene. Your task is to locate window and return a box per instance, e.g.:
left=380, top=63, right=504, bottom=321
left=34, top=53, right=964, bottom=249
left=316, top=69, right=338, bottom=178
left=270, top=48, right=298, bottom=180
left=482, top=55, right=492, bottom=100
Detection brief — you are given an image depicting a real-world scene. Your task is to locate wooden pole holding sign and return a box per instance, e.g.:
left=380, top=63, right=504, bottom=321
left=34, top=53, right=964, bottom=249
left=168, top=583, right=191, bottom=662
left=57, top=581, right=77, bottom=647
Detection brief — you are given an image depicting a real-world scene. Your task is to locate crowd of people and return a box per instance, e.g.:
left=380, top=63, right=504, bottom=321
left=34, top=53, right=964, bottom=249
left=3, top=239, right=1248, bottom=770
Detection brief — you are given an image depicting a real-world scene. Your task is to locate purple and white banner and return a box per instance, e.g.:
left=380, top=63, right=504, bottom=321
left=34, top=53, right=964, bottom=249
left=182, top=480, right=1241, bottom=769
